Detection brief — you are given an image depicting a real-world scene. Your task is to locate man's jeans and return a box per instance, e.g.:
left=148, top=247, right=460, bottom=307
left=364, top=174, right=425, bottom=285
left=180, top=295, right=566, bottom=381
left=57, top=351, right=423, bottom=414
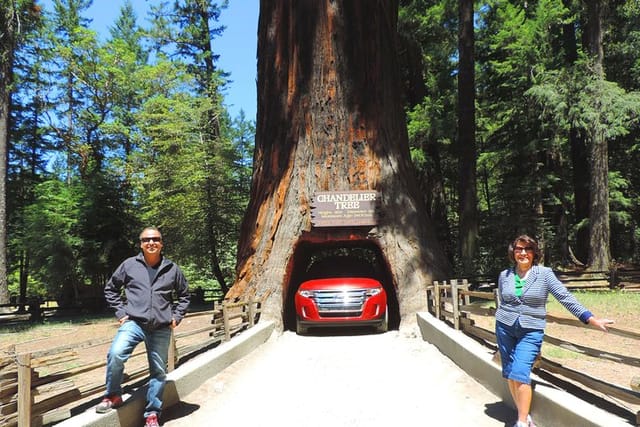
left=105, top=320, right=171, bottom=417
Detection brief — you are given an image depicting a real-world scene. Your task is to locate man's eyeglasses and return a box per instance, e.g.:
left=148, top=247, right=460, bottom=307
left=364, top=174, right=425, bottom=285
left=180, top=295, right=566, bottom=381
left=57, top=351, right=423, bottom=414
left=141, top=237, right=162, bottom=243
left=514, top=246, right=533, bottom=253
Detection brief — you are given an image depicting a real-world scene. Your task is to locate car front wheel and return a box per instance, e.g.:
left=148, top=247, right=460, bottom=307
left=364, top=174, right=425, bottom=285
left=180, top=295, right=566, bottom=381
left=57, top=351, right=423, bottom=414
left=296, top=317, right=308, bottom=335
left=375, top=306, right=389, bottom=333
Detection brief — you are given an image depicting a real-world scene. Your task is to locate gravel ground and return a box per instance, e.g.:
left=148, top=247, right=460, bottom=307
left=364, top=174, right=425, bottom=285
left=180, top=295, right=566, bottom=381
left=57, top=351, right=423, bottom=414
left=160, top=328, right=515, bottom=427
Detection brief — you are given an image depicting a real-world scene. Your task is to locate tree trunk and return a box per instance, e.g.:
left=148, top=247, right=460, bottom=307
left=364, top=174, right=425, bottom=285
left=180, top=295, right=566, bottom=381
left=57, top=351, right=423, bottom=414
left=570, top=127, right=590, bottom=264
left=584, top=0, right=611, bottom=270
left=228, top=0, right=450, bottom=331
left=563, top=0, right=589, bottom=264
left=457, top=0, right=477, bottom=275
left=0, top=1, right=16, bottom=305
left=588, top=125, right=610, bottom=270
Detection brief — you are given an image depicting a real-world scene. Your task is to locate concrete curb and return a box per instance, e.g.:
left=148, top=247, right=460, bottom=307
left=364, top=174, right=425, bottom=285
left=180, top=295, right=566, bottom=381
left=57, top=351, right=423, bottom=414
left=55, top=320, right=276, bottom=427
left=416, top=312, right=631, bottom=427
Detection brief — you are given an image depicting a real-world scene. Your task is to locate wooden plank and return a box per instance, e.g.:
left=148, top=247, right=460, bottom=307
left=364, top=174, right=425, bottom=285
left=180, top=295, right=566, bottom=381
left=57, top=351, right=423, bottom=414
left=183, top=309, right=216, bottom=320
left=0, top=384, right=17, bottom=400
left=28, top=337, right=112, bottom=360
left=544, top=334, right=640, bottom=367
left=564, top=282, right=610, bottom=289
left=248, top=298, right=256, bottom=327
left=173, top=324, right=218, bottom=339
left=222, top=301, right=248, bottom=310
left=460, top=305, right=495, bottom=317
left=17, top=353, right=31, bottom=427
left=546, top=313, right=640, bottom=340
left=31, top=351, right=78, bottom=368
left=434, top=282, right=441, bottom=320
left=459, top=290, right=495, bottom=300
left=1, top=398, right=17, bottom=415
left=223, top=305, right=231, bottom=341
left=451, top=279, right=461, bottom=330
left=537, top=358, right=640, bottom=405
left=461, top=322, right=497, bottom=345
left=30, top=366, right=149, bottom=418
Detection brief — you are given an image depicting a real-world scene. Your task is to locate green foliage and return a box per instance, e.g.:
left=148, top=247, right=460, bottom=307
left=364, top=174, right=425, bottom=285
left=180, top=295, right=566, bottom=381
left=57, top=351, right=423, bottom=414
left=132, top=63, right=251, bottom=287
left=5, top=1, right=250, bottom=304
left=5, top=0, right=640, bottom=305
left=21, top=180, right=83, bottom=299
left=400, top=0, right=640, bottom=274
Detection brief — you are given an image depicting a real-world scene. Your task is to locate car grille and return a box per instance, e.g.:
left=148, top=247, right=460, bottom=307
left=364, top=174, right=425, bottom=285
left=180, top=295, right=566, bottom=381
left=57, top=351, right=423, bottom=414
left=310, top=289, right=367, bottom=317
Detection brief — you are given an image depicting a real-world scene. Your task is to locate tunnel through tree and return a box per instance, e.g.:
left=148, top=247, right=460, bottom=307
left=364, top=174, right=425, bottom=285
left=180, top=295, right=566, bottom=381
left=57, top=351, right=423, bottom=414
left=227, top=0, right=451, bottom=331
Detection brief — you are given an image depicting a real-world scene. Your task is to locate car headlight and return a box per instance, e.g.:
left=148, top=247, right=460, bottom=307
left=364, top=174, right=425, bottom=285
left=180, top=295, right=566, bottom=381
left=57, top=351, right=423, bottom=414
left=298, top=290, right=314, bottom=298
left=365, top=288, right=382, bottom=296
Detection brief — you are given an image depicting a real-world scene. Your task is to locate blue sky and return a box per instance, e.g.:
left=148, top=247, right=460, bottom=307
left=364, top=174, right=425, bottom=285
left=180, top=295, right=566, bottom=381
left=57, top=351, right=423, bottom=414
left=41, top=0, right=259, bottom=120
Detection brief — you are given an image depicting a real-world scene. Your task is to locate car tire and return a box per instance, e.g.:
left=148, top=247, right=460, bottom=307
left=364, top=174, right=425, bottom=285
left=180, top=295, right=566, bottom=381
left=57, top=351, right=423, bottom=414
left=376, top=306, right=389, bottom=333
left=296, top=317, right=308, bottom=335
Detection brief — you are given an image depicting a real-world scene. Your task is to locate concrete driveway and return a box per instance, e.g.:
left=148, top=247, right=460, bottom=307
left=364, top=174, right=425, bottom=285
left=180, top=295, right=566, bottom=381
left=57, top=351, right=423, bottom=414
left=160, top=328, right=513, bottom=427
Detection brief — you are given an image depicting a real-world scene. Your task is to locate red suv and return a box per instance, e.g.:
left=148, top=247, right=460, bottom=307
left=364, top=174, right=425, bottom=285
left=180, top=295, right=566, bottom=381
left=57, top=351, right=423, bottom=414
left=294, top=255, right=388, bottom=334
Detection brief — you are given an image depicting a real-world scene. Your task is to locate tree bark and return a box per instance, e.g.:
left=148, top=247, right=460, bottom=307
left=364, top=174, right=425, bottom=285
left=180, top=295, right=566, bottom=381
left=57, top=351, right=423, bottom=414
left=0, top=1, right=17, bottom=305
left=457, top=0, right=477, bottom=275
left=562, top=0, right=590, bottom=264
left=583, top=0, right=611, bottom=270
left=228, top=0, right=450, bottom=331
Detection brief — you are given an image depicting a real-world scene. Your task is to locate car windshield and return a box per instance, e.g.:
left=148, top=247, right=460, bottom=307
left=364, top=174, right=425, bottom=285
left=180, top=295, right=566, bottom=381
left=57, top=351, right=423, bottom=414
left=304, top=256, right=379, bottom=281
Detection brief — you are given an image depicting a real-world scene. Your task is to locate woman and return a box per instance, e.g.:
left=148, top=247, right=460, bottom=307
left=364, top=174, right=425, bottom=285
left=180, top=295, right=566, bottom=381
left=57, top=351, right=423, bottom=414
left=495, top=235, right=614, bottom=427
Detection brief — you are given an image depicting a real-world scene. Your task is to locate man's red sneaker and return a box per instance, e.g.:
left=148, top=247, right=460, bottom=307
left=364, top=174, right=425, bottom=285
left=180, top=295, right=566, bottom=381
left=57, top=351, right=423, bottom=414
left=144, top=413, right=160, bottom=427
left=95, top=395, right=123, bottom=413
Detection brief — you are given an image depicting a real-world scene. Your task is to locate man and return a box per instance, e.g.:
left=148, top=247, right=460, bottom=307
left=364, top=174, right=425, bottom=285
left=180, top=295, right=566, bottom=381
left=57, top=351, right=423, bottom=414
left=96, top=227, right=190, bottom=427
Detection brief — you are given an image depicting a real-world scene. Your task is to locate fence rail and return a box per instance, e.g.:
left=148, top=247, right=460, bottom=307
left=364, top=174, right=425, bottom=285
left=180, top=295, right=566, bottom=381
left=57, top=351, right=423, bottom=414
left=0, top=289, right=224, bottom=325
left=0, top=296, right=263, bottom=427
left=427, top=278, right=640, bottom=425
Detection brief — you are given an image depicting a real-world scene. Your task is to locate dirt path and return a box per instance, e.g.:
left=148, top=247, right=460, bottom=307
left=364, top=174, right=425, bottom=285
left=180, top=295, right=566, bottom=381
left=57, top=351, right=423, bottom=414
left=160, top=329, right=514, bottom=427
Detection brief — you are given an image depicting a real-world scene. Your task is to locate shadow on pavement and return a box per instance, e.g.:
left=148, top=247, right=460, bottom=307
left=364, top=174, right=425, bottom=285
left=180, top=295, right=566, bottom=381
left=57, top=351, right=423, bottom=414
left=161, top=402, right=201, bottom=424
left=484, top=401, right=514, bottom=426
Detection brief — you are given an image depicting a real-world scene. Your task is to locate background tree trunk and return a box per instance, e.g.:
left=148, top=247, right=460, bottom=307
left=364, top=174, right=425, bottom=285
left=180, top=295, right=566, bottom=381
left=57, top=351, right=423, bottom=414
left=457, top=0, right=477, bottom=275
left=562, top=0, right=589, bottom=265
left=584, top=0, right=611, bottom=270
left=228, top=0, right=450, bottom=331
left=0, top=1, right=18, bottom=305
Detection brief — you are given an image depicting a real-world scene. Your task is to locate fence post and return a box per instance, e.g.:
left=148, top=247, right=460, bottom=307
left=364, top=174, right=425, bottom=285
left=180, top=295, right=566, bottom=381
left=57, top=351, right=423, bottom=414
left=17, top=353, right=32, bottom=427
left=433, top=281, right=442, bottom=320
left=451, top=279, right=460, bottom=330
left=461, top=279, right=470, bottom=305
left=223, top=302, right=231, bottom=341
left=167, top=329, right=176, bottom=372
left=609, top=265, right=618, bottom=289
left=248, top=296, right=256, bottom=327
left=459, top=279, right=470, bottom=329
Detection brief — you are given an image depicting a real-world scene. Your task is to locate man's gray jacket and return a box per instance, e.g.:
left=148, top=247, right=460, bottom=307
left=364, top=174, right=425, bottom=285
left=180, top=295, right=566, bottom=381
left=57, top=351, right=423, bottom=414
left=104, top=253, right=190, bottom=329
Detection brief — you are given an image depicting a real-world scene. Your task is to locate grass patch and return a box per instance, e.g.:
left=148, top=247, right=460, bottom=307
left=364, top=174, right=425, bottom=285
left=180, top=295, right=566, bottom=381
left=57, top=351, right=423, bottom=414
left=546, top=290, right=640, bottom=318
left=0, top=314, right=113, bottom=348
left=469, top=289, right=639, bottom=318
left=541, top=344, right=582, bottom=360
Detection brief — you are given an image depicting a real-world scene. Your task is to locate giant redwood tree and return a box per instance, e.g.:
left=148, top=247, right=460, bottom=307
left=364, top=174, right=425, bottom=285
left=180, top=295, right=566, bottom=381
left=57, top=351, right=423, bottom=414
left=227, top=0, right=450, bottom=331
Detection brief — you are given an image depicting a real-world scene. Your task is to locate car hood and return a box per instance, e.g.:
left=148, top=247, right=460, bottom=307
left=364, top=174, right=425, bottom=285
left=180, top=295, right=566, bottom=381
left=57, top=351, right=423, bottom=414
left=298, top=277, right=383, bottom=291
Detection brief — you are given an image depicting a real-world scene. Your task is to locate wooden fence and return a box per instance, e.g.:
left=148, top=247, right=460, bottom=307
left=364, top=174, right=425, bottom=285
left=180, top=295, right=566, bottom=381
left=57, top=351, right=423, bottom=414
left=458, top=267, right=640, bottom=292
left=427, top=279, right=640, bottom=425
left=0, top=288, right=224, bottom=326
left=0, top=296, right=263, bottom=427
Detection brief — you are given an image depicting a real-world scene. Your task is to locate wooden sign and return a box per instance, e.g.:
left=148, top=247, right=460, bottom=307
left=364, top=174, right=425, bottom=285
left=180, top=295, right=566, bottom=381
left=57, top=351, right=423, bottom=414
left=311, top=190, right=380, bottom=227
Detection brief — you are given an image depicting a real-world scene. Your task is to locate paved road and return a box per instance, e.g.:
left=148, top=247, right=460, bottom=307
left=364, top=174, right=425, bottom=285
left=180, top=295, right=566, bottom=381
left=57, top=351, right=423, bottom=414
left=160, top=329, right=515, bottom=426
